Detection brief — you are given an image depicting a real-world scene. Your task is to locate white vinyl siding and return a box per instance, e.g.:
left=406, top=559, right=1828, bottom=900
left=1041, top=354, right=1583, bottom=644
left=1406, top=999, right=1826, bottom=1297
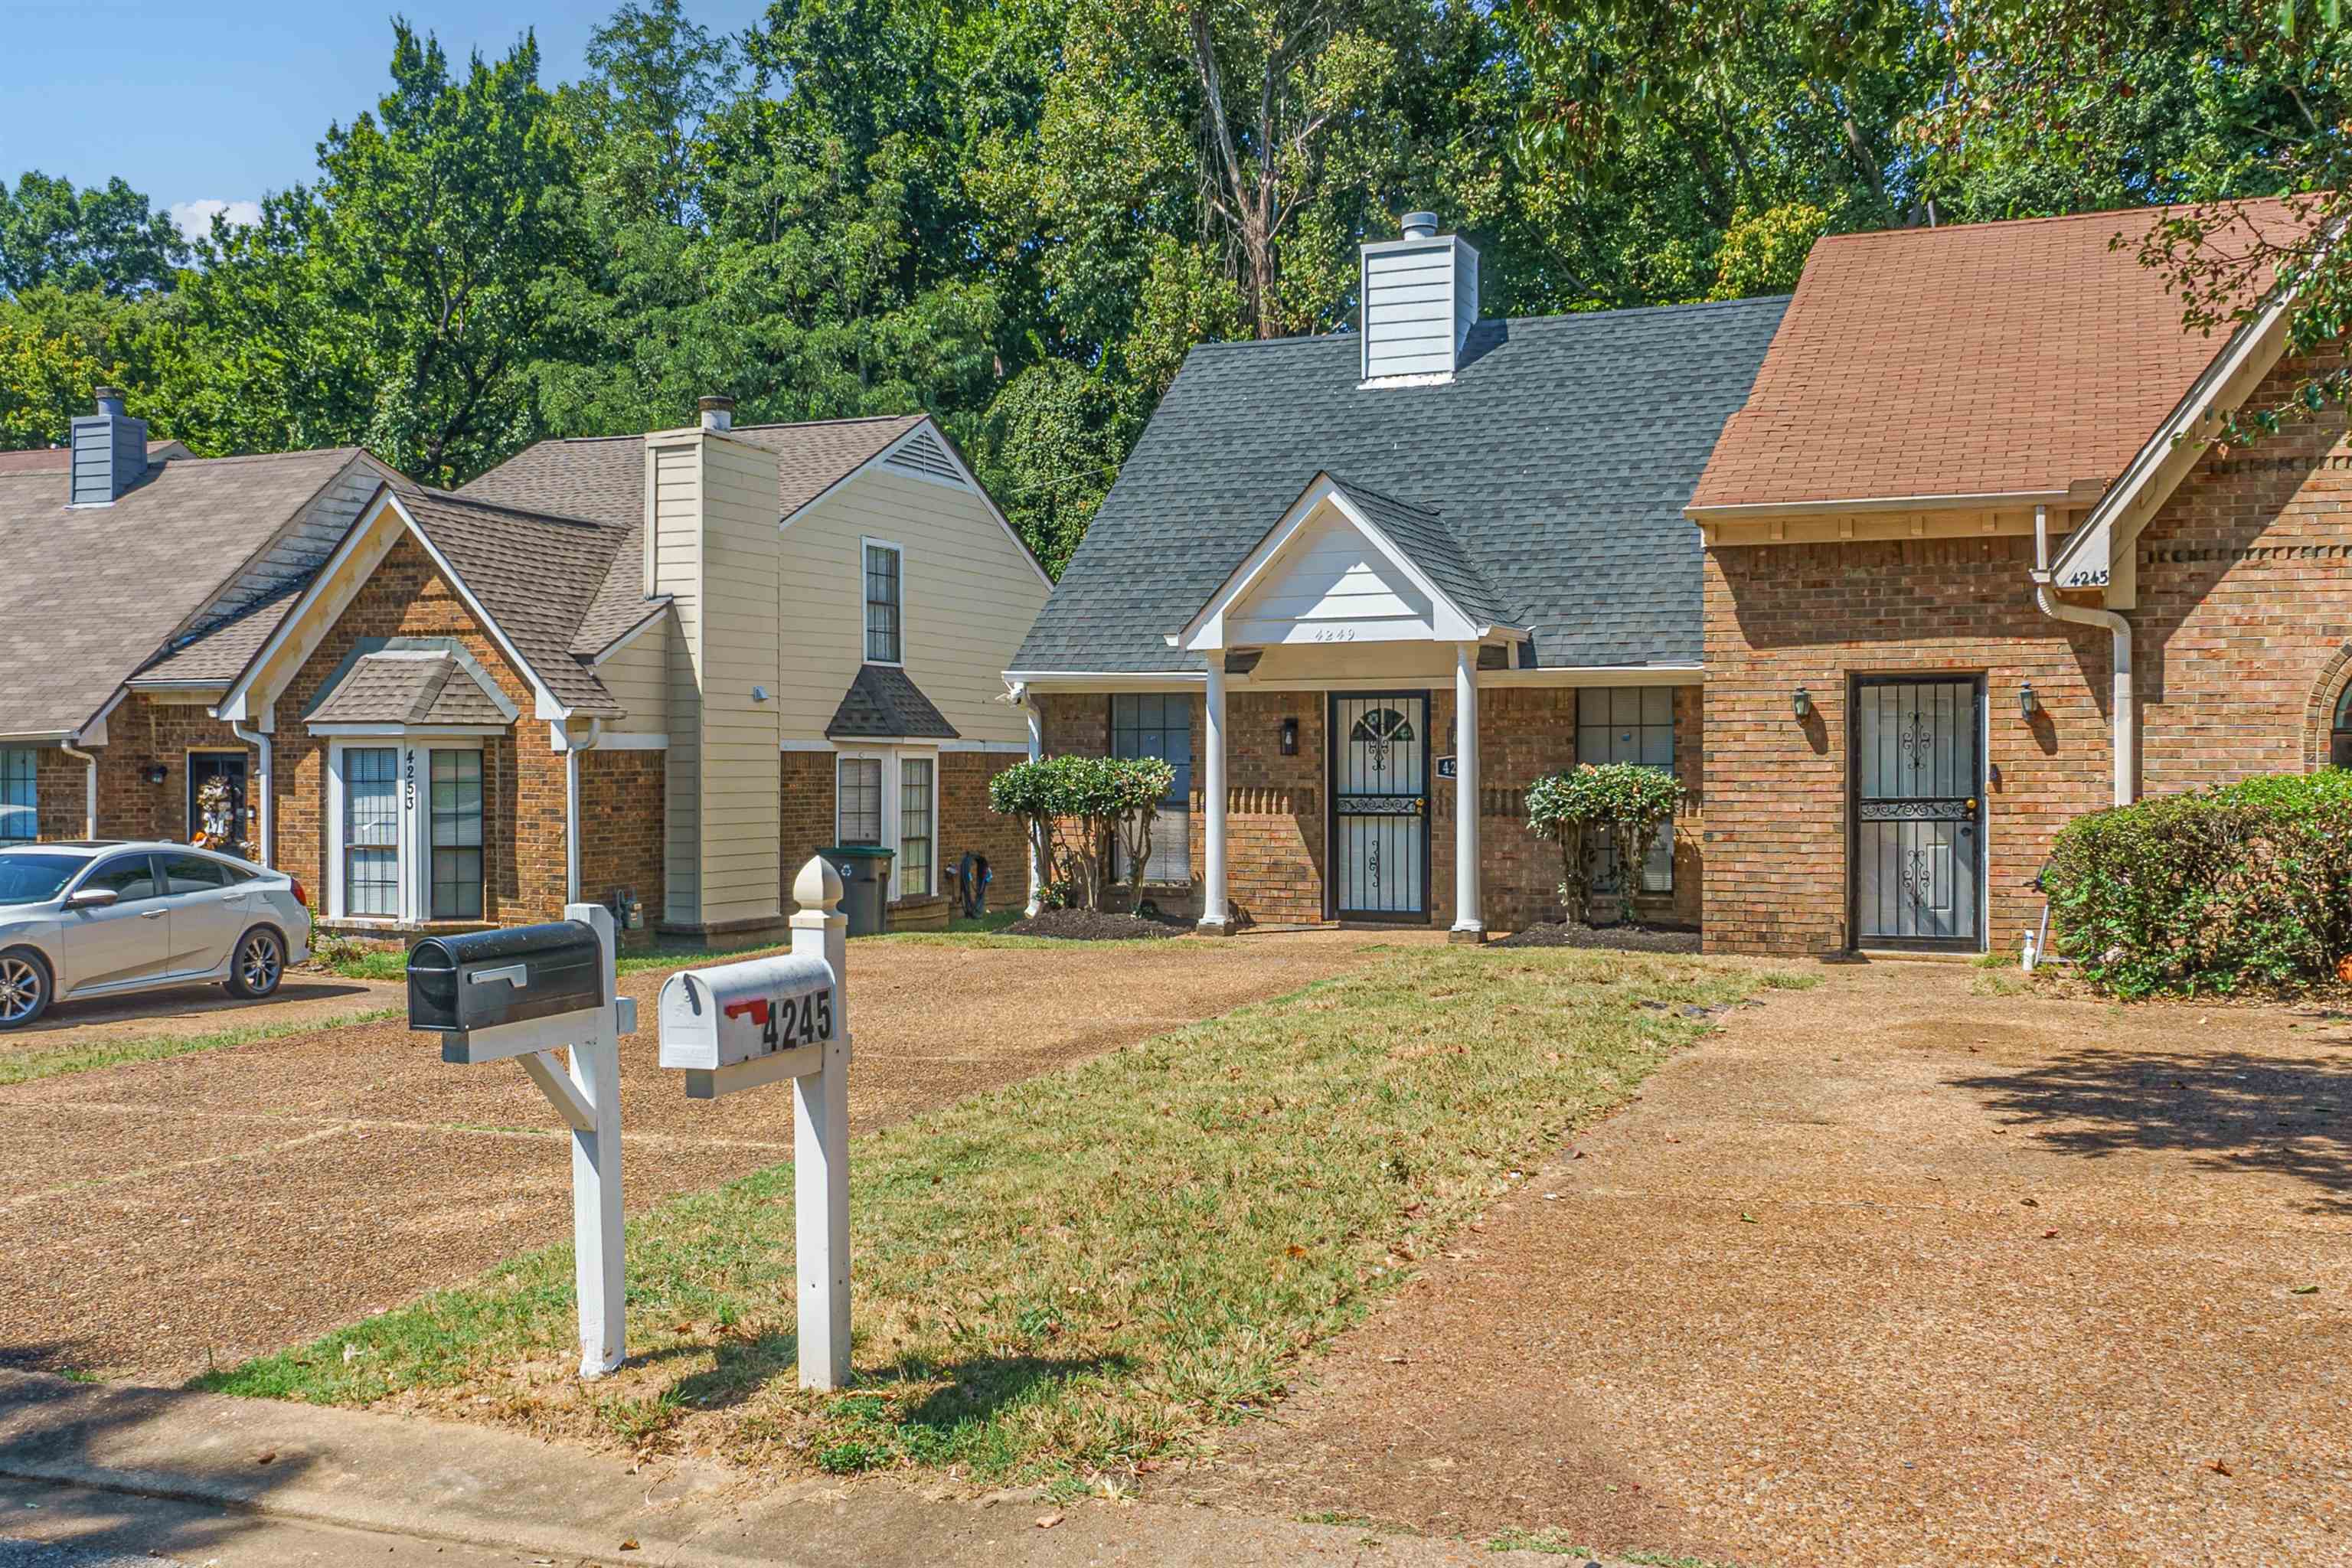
left=1576, top=687, right=1674, bottom=893
left=1230, top=503, right=1432, bottom=644
left=0, top=748, right=38, bottom=844
left=1360, top=237, right=1475, bottom=380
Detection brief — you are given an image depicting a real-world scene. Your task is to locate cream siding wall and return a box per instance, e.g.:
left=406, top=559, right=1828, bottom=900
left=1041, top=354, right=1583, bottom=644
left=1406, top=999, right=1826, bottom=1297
left=773, top=464, right=1049, bottom=745
left=646, top=438, right=705, bottom=923
left=593, top=614, right=670, bottom=730
left=697, top=439, right=784, bottom=922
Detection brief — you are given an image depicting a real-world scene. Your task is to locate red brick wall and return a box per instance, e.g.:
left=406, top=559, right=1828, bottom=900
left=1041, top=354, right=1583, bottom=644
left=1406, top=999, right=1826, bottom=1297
left=780, top=750, right=835, bottom=903
left=941, top=751, right=1026, bottom=913
left=2134, top=353, right=2352, bottom=788
left=579, top=746, right=665, bottom=930
left=1035, top=684, right=1705, bottom=931
left=26, top=695, right=257, bottom=848
left=273, top=531, right=565, bottom=927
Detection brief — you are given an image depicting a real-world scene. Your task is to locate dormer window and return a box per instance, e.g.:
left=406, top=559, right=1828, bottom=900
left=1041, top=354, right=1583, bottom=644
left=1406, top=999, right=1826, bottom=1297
left=864, top=541, right=902, bottom=664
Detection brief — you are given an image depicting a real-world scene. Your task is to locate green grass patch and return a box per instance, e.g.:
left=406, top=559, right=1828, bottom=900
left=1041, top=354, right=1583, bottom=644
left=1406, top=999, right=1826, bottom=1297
left=0, top=1008, right=400, bottom=1087
left=198, top=947, right=1765, bottom=1486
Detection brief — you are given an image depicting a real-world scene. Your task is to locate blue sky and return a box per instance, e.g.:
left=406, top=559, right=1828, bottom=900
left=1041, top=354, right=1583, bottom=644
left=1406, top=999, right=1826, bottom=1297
left=6, top=2, right=771, bottom=239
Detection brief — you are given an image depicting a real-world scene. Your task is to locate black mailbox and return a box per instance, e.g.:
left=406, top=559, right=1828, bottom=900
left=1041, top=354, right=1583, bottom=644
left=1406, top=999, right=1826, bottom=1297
left=408, top=921, right=608, bottom=1034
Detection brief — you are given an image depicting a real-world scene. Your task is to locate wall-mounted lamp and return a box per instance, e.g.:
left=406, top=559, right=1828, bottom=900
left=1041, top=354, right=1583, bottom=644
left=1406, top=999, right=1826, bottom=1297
left=751, top=685, right=772, bottom=703
left=1792, top=687, right=1813, bottom=721
left=143, top=764, right=168, bottom=786
left=2018, top=679, right=2039, bottom=720
left=1279, top=716, right=1299, bottom=756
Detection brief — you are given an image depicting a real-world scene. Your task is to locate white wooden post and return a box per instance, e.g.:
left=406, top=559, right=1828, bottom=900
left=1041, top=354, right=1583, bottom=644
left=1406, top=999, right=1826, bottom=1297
left=1199, top=661, right=1231, bottom=934
left=1451, top=644, right=1485, bottom=942
left=789, top=858, right=852, bottom=1389
left=566, top=902, right=627, bottom=1377
left=1024, top=691, right=1044, bottom=917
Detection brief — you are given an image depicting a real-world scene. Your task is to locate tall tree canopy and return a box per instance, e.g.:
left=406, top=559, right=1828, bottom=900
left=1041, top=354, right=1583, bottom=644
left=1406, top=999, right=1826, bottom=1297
left=5, top=0, right=2343, bottom=563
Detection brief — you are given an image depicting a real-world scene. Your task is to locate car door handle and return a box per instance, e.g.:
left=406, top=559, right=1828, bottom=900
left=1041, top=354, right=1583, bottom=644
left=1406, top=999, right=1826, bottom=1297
left=140, top=909, right=166, bottom=920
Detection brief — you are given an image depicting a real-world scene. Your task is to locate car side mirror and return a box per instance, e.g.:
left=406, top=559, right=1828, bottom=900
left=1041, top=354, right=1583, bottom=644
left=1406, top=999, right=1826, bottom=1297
left=65, top=887, right=119, bottom=910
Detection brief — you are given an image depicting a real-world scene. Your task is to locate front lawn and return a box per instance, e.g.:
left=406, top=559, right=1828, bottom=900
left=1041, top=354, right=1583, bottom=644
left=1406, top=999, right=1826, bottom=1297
left=201, top=947, right=1802, bottom=1485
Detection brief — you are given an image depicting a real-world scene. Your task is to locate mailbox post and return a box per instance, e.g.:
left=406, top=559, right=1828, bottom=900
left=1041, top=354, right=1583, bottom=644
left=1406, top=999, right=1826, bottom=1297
left=656, top=857, right=851, bottom=1390
left=408, top=904, right=635, bottom=1378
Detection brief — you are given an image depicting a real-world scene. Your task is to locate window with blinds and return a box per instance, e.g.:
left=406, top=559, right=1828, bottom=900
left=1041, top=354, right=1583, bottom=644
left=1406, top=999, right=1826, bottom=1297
left=1576, top=687, right=1676, bottom=893
left=1110, top=694, right=1192, bottom=884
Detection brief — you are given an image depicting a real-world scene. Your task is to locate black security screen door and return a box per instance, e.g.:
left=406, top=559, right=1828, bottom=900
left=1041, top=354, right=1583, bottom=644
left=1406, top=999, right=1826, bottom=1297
left=1851, top=677, right=1984, bottom=949
left=1330, top=693, right=1429, bottom=919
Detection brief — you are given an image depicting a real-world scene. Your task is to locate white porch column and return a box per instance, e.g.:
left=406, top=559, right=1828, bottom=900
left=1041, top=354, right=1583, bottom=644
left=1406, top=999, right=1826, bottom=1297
left=1023, top=691, right=1044, bottom=916
left=1199, top=659, right=1233, bottom=933
left=1451, top=642, right=1484, bottom=942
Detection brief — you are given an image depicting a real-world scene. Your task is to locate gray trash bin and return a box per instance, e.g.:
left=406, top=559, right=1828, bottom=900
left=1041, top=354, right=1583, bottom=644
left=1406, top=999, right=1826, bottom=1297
left=821, top=844, right=896, bottom=936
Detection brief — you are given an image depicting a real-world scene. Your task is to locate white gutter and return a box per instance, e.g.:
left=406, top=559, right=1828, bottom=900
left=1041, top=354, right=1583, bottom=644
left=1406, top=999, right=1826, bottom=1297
left=563, top=718, right=605, bottom=903
left=230, top=720, right=273, bottom=867
left=57, top=740, right=97, bottom=839
left=2031, top=505, right=2134, bottom=807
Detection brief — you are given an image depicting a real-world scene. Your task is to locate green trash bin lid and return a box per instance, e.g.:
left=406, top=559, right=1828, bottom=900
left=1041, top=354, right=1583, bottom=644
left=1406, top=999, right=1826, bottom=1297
left=819, top=844, right=896, bottom=861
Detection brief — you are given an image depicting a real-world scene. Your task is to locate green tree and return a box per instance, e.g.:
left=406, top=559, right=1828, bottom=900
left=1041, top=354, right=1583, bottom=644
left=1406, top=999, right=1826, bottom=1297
left=0, top=172, right=186, bottom=298
left=0, top=286, right=173, bottom=449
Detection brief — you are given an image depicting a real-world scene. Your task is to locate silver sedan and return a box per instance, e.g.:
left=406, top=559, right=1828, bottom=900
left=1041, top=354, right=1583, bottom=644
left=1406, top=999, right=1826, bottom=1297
left=0, top=841, right=313, bottom=1028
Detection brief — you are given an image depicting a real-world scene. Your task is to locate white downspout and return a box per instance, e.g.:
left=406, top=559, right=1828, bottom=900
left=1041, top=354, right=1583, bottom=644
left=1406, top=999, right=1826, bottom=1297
left=230, top=720, right=273, bottom=867
left=564, top=718, right=605, bottom=905
left=57, top=739, right=97, bottom=839
left=2030, top=504, right=2135, bottom=808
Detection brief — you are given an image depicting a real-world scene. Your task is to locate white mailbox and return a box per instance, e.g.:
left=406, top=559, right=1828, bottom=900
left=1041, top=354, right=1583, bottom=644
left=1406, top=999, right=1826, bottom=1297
left=657, top=952, right=837, bottom=1096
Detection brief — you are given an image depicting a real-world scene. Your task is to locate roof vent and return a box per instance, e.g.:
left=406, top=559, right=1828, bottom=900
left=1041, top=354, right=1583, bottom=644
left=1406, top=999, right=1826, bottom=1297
left=1359, top=215, right=1479, bottom=385
left=69, top=386, right=150, bottom=505
left=697, top=394, right=734, bottom=433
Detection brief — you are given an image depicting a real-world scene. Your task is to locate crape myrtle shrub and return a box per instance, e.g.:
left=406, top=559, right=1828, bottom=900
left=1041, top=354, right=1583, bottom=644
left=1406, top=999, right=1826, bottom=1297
left=2046, top=771, right=2352, bottom=996
left=988, top=753, right=1176, bottom=913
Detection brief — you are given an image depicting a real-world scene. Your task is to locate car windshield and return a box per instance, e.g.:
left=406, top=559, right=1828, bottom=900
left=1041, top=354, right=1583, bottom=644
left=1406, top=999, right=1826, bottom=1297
left=0, top=854, right=90, bottom=906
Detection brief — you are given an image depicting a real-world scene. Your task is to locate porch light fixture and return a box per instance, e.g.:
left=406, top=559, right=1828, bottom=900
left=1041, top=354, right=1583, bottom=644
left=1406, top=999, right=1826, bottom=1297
left=1279, top=716, right=1299, bottom=756
left=2019, top=679, right=2039, bottom=720
left=1792, top=687, right=1812, bottom=720
left=143, top=764, right=168, bottom=785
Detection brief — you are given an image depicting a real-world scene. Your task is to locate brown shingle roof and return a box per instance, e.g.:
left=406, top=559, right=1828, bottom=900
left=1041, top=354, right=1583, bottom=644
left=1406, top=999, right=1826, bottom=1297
left=461, top=416, right=927, bottom=655
left=0, top=447, right=366, bottom=738
left=1687, top=200, right=2308, bottom=512
left=0, top=439, right=191, bottom=475
left=132, top=590, right=300, bottom=684
left=307, top=648, right=514, bottom=727
left=397, top=489, right=631, bottom=717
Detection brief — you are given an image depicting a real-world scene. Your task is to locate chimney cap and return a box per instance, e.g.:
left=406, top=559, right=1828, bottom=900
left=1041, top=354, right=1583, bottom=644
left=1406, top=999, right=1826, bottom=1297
left=1400, top=211, right=1439, bottom=239
left=697, top=394, right=735, bottom=432
left=93, top=386, right=125, bottom=409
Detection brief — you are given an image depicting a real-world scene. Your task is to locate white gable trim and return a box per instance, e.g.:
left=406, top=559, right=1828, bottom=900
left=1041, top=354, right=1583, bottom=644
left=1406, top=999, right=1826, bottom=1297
left=780, top=416, right=1055, bottom=590
left=2047, top=231, right=2333, bottom=606
left=214, top=488, right=573, bottom=725
left=1175, top=474, right=1510, bottom=653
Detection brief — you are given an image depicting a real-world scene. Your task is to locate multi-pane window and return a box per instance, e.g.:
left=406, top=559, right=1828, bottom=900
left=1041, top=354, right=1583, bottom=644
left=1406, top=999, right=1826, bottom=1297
left=1110, top=694, right=1192, bottom=883
left=430, top=750, right=484, bottom=920
left=1576, top=687, right=1676, bottom=893
left=898, top=757, right=934, bottom=897
left=0, top=748, right=34, bottom=845
left=864, top=544, right=902, bottom=663
left=838, top=757, right=884, bottom=844
left=343, top=747, right=400, bottom=916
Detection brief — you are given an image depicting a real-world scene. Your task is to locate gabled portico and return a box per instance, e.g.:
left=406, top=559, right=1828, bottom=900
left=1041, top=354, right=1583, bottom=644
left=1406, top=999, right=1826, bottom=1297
left=1170, top=472, right=1526, bottom=939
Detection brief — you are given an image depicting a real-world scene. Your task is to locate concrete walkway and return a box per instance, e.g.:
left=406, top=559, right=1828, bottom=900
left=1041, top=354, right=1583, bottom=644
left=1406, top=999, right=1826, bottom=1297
left=0, top=1372, right=1617, bottom=1567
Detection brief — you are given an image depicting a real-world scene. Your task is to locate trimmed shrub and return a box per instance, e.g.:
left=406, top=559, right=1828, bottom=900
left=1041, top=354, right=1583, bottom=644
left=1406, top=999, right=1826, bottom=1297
left=1524, top=763, right=1684, bottom=925
left=988, top=754, right=1176, bottom=912
left=2045, top=769, right=2352, bottom=996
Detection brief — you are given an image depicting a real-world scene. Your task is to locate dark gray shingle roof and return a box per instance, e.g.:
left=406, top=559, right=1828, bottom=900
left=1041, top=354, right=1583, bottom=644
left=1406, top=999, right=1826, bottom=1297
left=1011, top=297, right=1789, bottom=673
left=825, top=664, right=959, bottom=740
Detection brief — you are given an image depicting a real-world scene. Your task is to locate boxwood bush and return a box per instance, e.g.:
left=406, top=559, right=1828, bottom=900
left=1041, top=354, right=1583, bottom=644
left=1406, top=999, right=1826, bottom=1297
left=2044, top=770, right=2352, bottom=996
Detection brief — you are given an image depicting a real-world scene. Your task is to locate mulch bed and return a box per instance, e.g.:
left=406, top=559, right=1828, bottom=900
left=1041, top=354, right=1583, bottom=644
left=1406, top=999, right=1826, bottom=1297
left=1000, top=906, right=1191, bottom=941
left=1490, top=920, right=1702, bottom=953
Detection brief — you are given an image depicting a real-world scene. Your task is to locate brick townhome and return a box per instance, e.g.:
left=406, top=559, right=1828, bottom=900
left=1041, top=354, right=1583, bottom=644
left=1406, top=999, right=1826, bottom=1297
left=1690, top=200, right=2331, bottom=956
left=2, top=393, right=1046, bottom=947
left=1008, top=216, right=1776, bottom=936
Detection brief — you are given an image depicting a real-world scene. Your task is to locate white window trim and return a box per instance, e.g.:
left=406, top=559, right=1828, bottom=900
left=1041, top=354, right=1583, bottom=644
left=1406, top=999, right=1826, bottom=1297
left=861, top=537, right=905, bottom=668
left=833, top=743, right=939, bottom=898
left=326, top=738, right=487, bottom=924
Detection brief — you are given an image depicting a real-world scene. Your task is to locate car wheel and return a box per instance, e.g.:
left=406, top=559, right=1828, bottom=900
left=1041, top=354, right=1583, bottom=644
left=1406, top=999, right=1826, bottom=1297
left=227, top=927, right=286, bottom=999
left=0, top=949, right=50, bottom=1029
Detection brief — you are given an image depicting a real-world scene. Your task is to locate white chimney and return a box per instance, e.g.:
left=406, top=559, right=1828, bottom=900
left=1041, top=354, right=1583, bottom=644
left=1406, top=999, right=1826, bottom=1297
left=697, top=394, right=734, bottom=433
left=1358, top=213, right=1479, bottom=386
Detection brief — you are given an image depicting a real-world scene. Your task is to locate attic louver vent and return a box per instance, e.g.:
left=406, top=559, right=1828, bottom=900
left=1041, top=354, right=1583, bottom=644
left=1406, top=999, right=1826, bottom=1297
left=883, top=427, right=962, bottom=484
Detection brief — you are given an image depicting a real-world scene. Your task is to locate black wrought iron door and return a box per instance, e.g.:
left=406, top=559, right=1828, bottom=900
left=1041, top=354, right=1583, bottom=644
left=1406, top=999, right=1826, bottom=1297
left=1852, top=678, right=1984, bottom=948
left=1331, top=693, right=1428, bottom=918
